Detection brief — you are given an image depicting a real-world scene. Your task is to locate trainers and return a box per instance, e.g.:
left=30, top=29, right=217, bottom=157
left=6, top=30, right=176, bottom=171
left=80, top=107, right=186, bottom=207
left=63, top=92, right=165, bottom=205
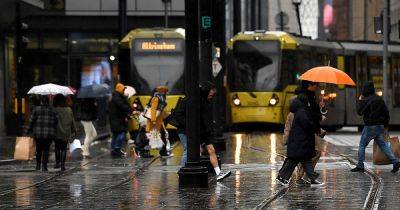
left=276, top=176, right=289, bottom=186
left=350, top=167, right=365, bottom=172
left=309, top=179, right=325, bottom=187
left=217, top=170, right=231, bottom=181
left=296, top=178, right=310, bottom=186
left=392, top=162, right=400, bottom=173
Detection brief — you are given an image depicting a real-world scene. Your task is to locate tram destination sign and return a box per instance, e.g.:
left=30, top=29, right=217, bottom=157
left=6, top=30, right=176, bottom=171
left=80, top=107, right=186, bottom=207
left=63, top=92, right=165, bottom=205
left=133, top=39, right=184, bottom=53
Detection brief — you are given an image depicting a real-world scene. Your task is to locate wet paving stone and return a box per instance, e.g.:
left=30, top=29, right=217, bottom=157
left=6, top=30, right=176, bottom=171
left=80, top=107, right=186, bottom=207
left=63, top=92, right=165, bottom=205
left=1, top=132, right=399, bottom=209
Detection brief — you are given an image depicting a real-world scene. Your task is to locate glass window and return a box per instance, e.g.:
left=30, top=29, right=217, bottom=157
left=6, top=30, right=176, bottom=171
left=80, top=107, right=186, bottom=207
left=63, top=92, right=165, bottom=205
left=41, top=34, right=67, bottom=51
left=230, top=41, right=281, bottom=92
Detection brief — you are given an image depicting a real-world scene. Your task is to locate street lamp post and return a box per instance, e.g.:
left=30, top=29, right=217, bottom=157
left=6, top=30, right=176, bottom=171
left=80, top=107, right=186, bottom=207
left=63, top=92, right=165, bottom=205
left=178, top=0, right=209, bottom=188
left=292, top=0, right=302, bottom=36
left=162, top=0, right=171, bottom=28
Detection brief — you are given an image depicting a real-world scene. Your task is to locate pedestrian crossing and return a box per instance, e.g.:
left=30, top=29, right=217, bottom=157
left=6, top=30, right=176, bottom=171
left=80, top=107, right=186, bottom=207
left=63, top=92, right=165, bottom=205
left=324, top=134, right=361, bottom=147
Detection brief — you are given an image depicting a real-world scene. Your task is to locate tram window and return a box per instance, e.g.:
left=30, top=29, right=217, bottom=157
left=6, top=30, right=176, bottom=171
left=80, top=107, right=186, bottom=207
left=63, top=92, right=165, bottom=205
left=231, top=41, right=281, bottom=91
left=392, top=56, right=400, bottom=107
left=367, top=56, right=383, bottom=91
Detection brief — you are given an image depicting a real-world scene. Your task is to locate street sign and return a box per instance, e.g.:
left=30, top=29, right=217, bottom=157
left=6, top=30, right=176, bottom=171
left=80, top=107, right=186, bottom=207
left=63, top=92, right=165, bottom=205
left=212, top=59, right=222, bottom=77
left=201, top=16, right=212, bottom=29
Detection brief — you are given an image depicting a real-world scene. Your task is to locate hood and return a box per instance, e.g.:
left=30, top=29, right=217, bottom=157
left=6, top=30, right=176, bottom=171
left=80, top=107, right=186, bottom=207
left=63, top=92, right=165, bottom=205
left=115, top=83, right=125, bottom=94
left=289, top=94, right=308, bottom=113
left=362, top=81, right=375, bottom=97
left=199, top=81, right=215, bottom=99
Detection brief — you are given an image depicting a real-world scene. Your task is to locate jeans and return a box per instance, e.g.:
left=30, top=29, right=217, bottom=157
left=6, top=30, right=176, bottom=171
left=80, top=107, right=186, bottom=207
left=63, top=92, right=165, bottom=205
left=357, top=125, right=399, bottom=168
left=111, top=132, right=126, bottom=149
left=81, top=121, right=97, bottom=156
left=178, top=133, right=187, bottom=166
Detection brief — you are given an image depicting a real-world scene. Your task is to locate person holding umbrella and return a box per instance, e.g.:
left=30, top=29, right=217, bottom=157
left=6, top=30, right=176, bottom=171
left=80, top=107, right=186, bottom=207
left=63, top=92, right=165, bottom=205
left=26, top=96, right=58, bottom=172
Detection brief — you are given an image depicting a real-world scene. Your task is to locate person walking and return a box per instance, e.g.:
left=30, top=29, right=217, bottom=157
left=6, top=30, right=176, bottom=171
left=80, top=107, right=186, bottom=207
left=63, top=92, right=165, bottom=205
left=53, top=94, right=77, bottom=171
left=27, top=96, right=58, bottom=172
left=109, top=83, right=133, bottom=158
left=351, top=81, right=400, bottom=173
left=80, top=98, right=98, bottom=158
left=199, top=81, right=231, bottom=181
left=146, top=86, right=171, bottom=157
left=276, top=94, right=322, bottom=186
left=166, top=96, right=187, bottom=166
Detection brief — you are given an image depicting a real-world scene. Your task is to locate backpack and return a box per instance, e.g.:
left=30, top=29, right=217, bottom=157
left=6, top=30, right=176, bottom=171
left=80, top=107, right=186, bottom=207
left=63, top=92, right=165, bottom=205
left=166, top=97, right=185, bottom=128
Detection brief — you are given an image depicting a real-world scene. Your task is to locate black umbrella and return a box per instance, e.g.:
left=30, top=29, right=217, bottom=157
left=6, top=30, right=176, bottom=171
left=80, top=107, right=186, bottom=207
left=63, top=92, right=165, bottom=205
left=76, top=84, right=111, bottom=98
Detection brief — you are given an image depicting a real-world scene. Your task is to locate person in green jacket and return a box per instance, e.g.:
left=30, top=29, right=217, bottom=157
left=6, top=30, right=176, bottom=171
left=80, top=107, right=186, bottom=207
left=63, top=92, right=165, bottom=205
left=54, top=94, right=77, bottom=171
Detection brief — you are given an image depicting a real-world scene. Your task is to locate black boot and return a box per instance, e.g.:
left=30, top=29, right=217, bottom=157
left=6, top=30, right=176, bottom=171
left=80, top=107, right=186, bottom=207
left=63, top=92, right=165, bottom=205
left=36, top=151, right=41, bottom=170
left=42, top=151, right=49, bottom=172
left=54, top=149, right=60, bottom=169
left=60, top=150, right=67, bottom=171
left=36, top=161, right=41, bottom=171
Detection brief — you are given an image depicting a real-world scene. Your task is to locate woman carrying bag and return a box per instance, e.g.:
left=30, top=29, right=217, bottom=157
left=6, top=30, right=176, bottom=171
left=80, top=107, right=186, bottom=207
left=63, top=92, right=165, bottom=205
left=54, top=94, right=77, bottom=171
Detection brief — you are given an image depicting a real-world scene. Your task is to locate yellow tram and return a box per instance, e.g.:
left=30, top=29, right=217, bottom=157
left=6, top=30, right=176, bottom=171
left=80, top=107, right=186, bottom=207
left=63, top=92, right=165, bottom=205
left=119, top=28, right=185, bottom=131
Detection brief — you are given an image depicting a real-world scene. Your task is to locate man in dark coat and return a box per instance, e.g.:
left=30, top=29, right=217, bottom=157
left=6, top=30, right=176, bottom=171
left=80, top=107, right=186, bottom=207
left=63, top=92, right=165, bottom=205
left=109, top=83, right=133, bottom=158
left=351, top=81, right=400, bottom=173
left=80, top=98, right=98, bottom=158
left=277, top=94, right=322, bottom=186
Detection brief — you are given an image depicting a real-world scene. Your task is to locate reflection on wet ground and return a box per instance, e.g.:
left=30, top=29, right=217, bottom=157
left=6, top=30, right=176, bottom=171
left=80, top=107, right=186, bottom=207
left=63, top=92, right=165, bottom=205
left=0, top=132, right=399, bottom=209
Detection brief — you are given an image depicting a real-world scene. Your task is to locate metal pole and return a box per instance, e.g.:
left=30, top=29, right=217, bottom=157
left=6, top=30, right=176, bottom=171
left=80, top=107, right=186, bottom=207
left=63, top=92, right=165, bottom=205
left=233, top=0, right=241, bottom=34
left=295, top=4, right=302, bottom=36
left=164, top=0, right=169, bottom=28
left=364, top=0, right=368, bottom=40
left=178, top=0, right=208, bottom=188
left=383, top=0, right=389, bottom=103
left=118, top=0, right=127, bottom=40
left=15, top=1, right=23, bottom=135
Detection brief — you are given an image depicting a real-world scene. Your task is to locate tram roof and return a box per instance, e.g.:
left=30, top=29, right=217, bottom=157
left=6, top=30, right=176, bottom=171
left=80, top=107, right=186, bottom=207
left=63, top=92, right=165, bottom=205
left=340, top=41, right=400, bottom=55
left=228, top=31, right=341, bottom=51
left=120, top=28, right=185, bottom=49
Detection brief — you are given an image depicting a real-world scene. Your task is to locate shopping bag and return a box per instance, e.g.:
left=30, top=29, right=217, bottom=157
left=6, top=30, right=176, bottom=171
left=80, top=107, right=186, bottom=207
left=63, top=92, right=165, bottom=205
left=14, top=136, right=35, bottom=160
left=373, top=136, right=400, bottom=165
left=147, top=129, right=164, bottom=149
left=69, top=139, right=83, bottom=154
left=138, top=113, right=148, bottom=127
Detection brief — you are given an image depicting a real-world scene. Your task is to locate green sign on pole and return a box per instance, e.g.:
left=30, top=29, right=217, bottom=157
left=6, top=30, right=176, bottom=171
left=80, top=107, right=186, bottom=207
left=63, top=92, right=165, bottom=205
left=201, top=16, right=212, bottom=29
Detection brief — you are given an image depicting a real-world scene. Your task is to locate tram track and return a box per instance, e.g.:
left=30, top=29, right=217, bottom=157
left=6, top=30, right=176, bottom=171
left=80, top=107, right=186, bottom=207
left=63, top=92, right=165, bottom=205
left=39, top=142, right=179, bottom=209
left=0, top=152, right=109, bottom=197
left=247, top=143, right=383, bottom=210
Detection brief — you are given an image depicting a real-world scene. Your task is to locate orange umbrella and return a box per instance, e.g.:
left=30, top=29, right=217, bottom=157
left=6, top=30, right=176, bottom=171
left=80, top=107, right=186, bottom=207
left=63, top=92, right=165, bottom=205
left=299, top=66, right=356, bottom=86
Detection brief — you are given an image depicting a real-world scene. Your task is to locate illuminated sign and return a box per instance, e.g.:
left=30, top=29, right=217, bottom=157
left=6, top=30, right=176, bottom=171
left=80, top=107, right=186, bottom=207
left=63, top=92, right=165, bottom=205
left=141, top=42, right=176, bottom=50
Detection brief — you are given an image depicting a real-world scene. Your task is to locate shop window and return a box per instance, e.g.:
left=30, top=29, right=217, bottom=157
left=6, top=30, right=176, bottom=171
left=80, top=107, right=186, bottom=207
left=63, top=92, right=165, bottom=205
left=42, top=36, right=67, bottom=52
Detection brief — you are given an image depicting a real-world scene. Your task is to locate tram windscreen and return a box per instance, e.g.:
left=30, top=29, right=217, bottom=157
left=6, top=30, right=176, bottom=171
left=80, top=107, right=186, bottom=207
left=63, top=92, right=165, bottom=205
left=130, top=38, right=185, bottom=94
left=230, top=41, right=281, bottom=91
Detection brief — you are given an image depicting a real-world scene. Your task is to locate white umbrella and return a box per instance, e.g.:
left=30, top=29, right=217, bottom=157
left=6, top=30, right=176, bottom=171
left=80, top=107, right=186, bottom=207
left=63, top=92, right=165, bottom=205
left=124, top=86, right=136, bottom=98
left=27, top=83, right=74, bottom=95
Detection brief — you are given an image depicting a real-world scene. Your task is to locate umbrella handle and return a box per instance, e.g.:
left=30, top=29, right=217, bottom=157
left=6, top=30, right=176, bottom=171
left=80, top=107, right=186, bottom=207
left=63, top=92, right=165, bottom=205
left=319, top=97, right=328, bottom=114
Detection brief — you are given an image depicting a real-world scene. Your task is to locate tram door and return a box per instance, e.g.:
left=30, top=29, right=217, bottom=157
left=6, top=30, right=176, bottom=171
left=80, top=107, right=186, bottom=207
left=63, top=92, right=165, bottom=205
left=345, top=54, right=365, bottom=125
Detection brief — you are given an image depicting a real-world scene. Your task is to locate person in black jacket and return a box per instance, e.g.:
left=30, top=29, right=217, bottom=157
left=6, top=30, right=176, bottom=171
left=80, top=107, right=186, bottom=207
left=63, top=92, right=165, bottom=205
left=351, top=81, right=400, bottom=173
left=276, top=94, right=322, bottom=186
left=80, top=98, right=98, bottom=158
left=109, top=83, right=133, bottom=158
left=169, top=81, right=231, bottom=181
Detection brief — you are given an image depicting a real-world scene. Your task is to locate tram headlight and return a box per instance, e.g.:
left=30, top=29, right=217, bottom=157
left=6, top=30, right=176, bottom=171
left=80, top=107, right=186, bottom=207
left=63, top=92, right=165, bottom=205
left=233, top=98, right=241, bottom=106
left=269, top=94, right=279, bottom=106
left=377, top=91, right=383, bottom=96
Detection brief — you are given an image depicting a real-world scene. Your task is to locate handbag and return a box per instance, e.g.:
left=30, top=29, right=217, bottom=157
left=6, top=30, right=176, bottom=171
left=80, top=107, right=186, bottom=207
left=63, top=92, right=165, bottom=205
left=14, top=136, right=35, bottom=160
left=69, top=139, right=83, bottom=154
left=147, top=129, right=164, bottom=149
left=373, top=136, right=400, bottom=165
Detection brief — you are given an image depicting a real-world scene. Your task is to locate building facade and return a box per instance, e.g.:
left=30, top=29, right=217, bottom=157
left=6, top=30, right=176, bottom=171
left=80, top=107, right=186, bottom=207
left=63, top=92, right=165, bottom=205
left=1, top=0, right=185, bottom=135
